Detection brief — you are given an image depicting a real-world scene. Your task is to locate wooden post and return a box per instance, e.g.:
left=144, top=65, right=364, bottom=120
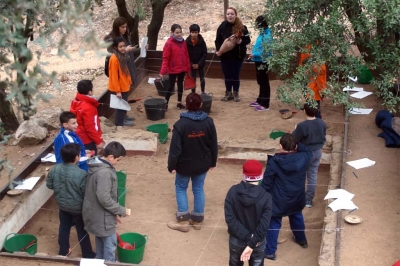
left=223, top=0, right=229, bottom=15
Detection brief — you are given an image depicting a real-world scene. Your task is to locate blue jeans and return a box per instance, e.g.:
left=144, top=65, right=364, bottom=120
left=229, top=236, right=266, bottom=266
left=220, top=58, right=244, bottom=93
left=306, top=149, right=322, bottom=202
left=95, top=234, right=117, bottom=262
left=265, top=212, right=307, bottom=255
left=175, top=172, right=207, bottom=214
left=58, top=209, right=95, bottom=258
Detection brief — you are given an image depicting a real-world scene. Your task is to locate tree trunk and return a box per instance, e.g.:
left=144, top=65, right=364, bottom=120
left=115, top=0, right=140, bottom=46
left=0, top=83, right=19, bottom=131
left=147, top=0, right=172, bottom=50
left=224, top=0, right=229, bottom=15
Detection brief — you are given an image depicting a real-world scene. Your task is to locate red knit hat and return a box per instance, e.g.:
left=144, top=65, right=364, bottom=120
left=242, top=160, right=263, bottom=182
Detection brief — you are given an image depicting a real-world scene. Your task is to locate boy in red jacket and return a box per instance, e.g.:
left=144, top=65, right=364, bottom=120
left=70, top=80, right=105, bottom=155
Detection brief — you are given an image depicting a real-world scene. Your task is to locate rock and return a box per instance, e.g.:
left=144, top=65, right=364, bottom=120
left=50, top=48, right=58, bottom=55
left=30, top=107, right=63, bottom=130
left=15, top=119, right=48, bottom=146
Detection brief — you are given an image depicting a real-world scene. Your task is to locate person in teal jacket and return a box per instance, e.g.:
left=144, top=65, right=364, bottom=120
left=249, top=15, right=273, bottom=111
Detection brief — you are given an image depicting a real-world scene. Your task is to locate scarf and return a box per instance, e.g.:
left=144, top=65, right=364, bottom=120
left=180, top=110, right=208, bottom=121
left=172, top=34, right=184, bottom=42
left=113, top=50, right=130, bottom=76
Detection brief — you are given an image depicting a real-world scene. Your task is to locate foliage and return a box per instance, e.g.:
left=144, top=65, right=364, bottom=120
left=263, top=0, right=400, bottom=111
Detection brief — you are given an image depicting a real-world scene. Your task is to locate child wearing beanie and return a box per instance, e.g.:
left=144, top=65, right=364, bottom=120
left=224, top=160, right=272, bottom=265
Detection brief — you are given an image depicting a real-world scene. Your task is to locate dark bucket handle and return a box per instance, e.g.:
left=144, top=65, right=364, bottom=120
left=208, top=92, right=213, bottom=96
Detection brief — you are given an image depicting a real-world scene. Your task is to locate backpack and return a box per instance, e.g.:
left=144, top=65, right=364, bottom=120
left=104, top=55, right=111, bottom=77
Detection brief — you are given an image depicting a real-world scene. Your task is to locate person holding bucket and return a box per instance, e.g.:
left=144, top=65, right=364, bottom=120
left=160, top=24, right=191, bottom=110
left=167, top=92, right=218, bottom=232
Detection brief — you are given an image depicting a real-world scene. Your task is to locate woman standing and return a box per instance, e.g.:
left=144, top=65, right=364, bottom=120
left=215, top=7, right=251, bottom=102
left=160, top=24, right=191, bottom=110
left=249, top=15, right=273, bottom=111
left=167, top=93, right=218, bottom=232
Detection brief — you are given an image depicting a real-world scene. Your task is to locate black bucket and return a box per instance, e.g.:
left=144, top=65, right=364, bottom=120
left=144, top=97, right=167, bottom=121
left=154, top=78, right=175, bottom=97
left=201, top=93, right=213, bottom=114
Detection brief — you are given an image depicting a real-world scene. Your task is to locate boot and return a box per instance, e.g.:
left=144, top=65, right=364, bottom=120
left=189, top=212, right=204, bottom=230
left=221, top=91, right=234, bottom=101
left=233, top=91, right=241, bottom=102
left=167, top=212, right=190, bottom=232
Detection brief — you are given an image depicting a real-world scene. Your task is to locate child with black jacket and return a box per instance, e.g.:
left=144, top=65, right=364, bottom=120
left=185, top=24, right=208, bottom=94
left=224, top=160, right=272, bottom=266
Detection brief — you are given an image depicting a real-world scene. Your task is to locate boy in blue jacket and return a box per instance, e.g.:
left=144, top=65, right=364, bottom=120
left=54, top=111, right=89, bottom=171
left=261, top=133, right=312, bottom=261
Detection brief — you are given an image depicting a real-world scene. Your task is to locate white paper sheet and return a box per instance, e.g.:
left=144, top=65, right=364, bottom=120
left=349, top=108, right=373, bottom=114
left=140, top=37, right=148, bottom=58
left=41, top=153, right=56, bottom=163
left=80, top=258, right=106, bottom=266
left=328, top=198, right=358, bottom=212
left=110, top=94, right=131, bottom=111
left=324, top=189, right=355, bottom=201
left=148, top=77, right=155, bottom=84
left=343, top=86, right=364, bottom=92
left=348, top=76, right=358, bottom=82
left=79, top=156, right=88, bottom=162
left=350, top=91, right=373, bottom=99
left=346, top=158, right=376, bottom=169
left=14, top=177, right=41, bottom=190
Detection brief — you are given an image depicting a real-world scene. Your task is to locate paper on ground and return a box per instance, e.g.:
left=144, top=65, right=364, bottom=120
left=349, top=108, right=373, bottom=114
left=347, top=158, right=376, bottom=169
left=350, top=91, right=373, bottom=99
left=324, top=189, right=355, bottom=201
left=41, top=153, right=56, bottom=163
left=348, top=76, right=358, bottom=82
left=80, top=258, right=106, bottom=266
left=343, top=86, right=364, bottom=92
left=110, top=94, right=131, bottom=111
left=15, top=177, right=41, bottom=190
left=140, top=37, right=148, bottom=58
left=328, top=198, right=358, bottom=212
left=148, top=77, right=155, bottom=84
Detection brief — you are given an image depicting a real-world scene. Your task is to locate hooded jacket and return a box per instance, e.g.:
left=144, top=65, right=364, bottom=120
left=168, top=111, right=218, bottom=176
left=108, top=54, right=131, bottom=93
left=215, top=21, right=250, bottom=60
left=261, top=143, right=312, bottom=217
left=251, top=28, right=273, bottom=63
left=160, top=35, right=191, bottom=75
left=185, top=34, right=208, bottom=67
left=224, top=181, right=272, bottom=248
left=70, top=93, right=103, bottom=145
left=82, top=157, right=126, bottom=237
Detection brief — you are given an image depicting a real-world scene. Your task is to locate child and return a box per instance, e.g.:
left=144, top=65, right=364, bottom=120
left=224, top=160, right=272, bottom=266
left=54, top=111, right=89, bottom=171
left=261, top=134, right=312, bottom=261
left=82, top=141, right=131, bottom=262
left=46, top=143, right=96, bottom=258
left=185, top=24, right=207, bottom=94
left=108, top=37, right=134, bottom=128
left=160, top=24, right=191, bottom=110
left=292, top=103, right=326, bottom=208
left=70, top=80, right=105, bottom=155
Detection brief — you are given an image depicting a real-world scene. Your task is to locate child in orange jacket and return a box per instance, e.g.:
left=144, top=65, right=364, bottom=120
left=108, top=37, right=133, bottom=127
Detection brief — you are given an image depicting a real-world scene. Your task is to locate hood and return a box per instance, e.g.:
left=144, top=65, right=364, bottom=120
left=180, top=110, right=208, bottom=121
left=87, top=156, right=114, bottom=175
left=70, top=93, right=99, bottom=114
left=236, top=181, right=265, bottom=206
left=271, top=151, right=308, bottom=175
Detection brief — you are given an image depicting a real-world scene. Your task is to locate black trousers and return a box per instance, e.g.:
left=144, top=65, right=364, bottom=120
left=166, top=72, right=185, bottom=103
left=229, top=236, right=266, bottom=266
left=190, top=66, right=205, bottom=93
left=255, top=62, right=271, bottom=108
left=84, top=142, right=97, bottom=155
left=113, top=92, right=128, bottom=126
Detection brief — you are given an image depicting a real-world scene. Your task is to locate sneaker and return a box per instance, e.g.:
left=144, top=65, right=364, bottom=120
left=305, top=200, right=312, bottom=208
left=254, top=106, right=269, bottom=111
left=221, top=92, right=234, bottom=101
left=123, top=120, right=135, bottom=126
left=177, top=103, right=186, bottom=110
left=250, top=101, right=260, bottom=107
left=125, top=116, right=135, bottom=121
left=264, top=254, right=276, bottom=261
left=233, top=92, right=241, bottom=102
left=293, top=236, right=308, bottom=248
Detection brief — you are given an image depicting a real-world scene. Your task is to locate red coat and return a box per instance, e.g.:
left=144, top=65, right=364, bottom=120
left=70, top=93, right=103, bottom=145
left=160, top=36, right=191, bottom=75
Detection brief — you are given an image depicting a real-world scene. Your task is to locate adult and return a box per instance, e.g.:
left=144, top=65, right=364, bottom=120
left=215, top=7, right=251, bottom=102
left=249, top=15, right=273, bottom=111
left=167, top=92, right=218, bottom=232
left=260, top=133, right=312, bottom=261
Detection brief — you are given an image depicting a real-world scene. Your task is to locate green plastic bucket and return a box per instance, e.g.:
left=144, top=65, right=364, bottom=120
left=117, top=232, right=148, bottom=264
left=118, top=187, right=127, bottom=207
left=116, top=170, right=127, bottom=188
left=146, top=123, right=169, bottom=144
left=4, top=233, right=37, bottom=255
left=357, top=65, right=373, bottom=84
left=270, top=129, right=286, bottom=140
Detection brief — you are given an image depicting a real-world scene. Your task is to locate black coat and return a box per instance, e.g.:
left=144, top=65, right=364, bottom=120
left=261, top=143, right=312, bottom=217
left=215, top=21, right=250, bottom=60
left=185, top=34, right=208, bottom=68
left=168, top=112, right=218, bottom=176
left=225, top=181, right=272, bottom=249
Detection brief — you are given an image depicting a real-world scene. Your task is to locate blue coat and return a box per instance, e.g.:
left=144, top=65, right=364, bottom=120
left=54, top=128, right=88, bottom=171
left=251, top=28, right=273, bottom=63
left=375, top=110, right=400, bottom=148
left=261, top=143, right=312, bottom=217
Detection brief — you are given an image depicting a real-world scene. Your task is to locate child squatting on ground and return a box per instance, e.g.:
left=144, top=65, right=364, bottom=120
left=46, top=143, right=96, bottom=258
left=82, top=141, right=131, bottom=262
left=224, top=160, right=272, bottom=266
